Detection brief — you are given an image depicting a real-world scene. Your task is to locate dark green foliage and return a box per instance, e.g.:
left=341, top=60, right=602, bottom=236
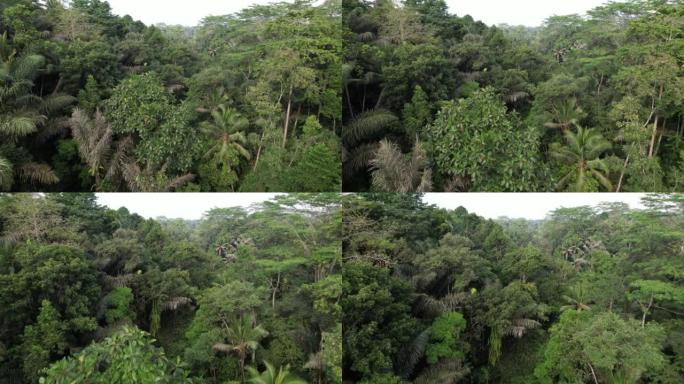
left=41, top=326, right=192, bottom=383
left=342, top=193, right=684, bottom=383
left=0, top=193, right=342, bottom=383
left=425, top=312, right=467, bottom=364
left=342, top=262, right=417, bottom=379
left=343, top=0, right=684, bottom=192
left=0, top=0, right=341, bottom=191
left=104, top=287, right=134, bottom=324
left=427, top=88, right=543, bottom=191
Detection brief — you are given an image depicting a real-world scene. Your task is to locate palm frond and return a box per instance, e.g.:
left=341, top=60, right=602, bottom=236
left=414, top=358, right=470, bottom=384
left=17, top=162, right=59, bottom=186
left=0, top=113, right=39, bottom=138
left=163, top=296, right=192, bottom=311
left=398, top=328, right=430, bottom=379
left=41, top=93, right=76, bottom=114
left=343, top=109, right=398, bottom=146
left=0, top=156, right=12, bottom=191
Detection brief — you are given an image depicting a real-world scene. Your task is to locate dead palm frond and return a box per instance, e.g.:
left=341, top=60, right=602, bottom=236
left=17, top=162, right=59, bottom=186
left=69, top=108, right=113, bottom=180
left=369, top=139, right=432, bottom=192
left=122, top=161, right=195, bottom=192
left=413, top=358, right=470, bottom=384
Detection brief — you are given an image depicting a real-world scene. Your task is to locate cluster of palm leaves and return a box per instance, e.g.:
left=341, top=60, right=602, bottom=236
left=0, top=32, right=74, bottom=190
left=201, top=104, right=252, bottom=165
left=213, top=315, right=268, bottom=381
left=550, top=124, right=612, bottom=192
left=70, top=108, right=196, bottom=192
left=343, top=108, right=434, bottom=192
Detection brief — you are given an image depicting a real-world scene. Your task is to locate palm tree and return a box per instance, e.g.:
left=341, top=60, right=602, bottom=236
left=196, top=87, right=230, bottom=113
left=0, top=32, right=73, bottom=189
left=69, top=108, right=113, bottom=186
left=201, top=104, right=251, bottom=164
left=342, top=109, right=399, bottom=183
left=369, top=139, right=432, bottom=192
left=561, top=282, right=591, bottom=312
left=213, top=315, right=268, bottom=382
left=550, top=126, right=613, bottom=192
left=303, top=351, right=323, bottom=384
left=543, top=98, right=586, bottom=130
left=247, top=361, right=306, bottom=384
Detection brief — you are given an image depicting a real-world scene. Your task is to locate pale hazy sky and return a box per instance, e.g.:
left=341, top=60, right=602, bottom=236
left=446, top=0, right=612, bottom=27
left=423, top=193, right=646, bottom=220
left=96, top=193, right=281, bottom=219
left=105, top=0, right=295, bottom=26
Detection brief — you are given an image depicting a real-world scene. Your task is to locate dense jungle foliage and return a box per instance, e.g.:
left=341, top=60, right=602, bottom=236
left=0, top=193, right=342, bottom=383
left=343, top=0, right=684, bottom=192
left=0, top=0, right=341, bottom=192
left=343, top=193, right=684, bottom=383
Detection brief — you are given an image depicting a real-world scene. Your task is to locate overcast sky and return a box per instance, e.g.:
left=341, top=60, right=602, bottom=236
left=446, top=0, right=612, bottom=27
left=96, top=193, right=281, bottom=219
left=105, top=0, right=294, bottom=26
left=423, top=193, right=647, bottom=220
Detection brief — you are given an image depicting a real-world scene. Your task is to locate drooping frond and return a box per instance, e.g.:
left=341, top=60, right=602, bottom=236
left=0, top=113, right=40, bottom=138
left=164, top=173, right=196, bottom=191
left=413, top=358, right=470, bottom=384
left=303, top=351, right=323, bottom=371
left=17, top=162, right=59, bottom=186
left=505, top=318, right=541, bottom=338
left=69, top=108, right=113, bottom=173
left=163, top=296, right=193, bottom=311
left=104, top=274, right=137, bottom=288
left=10, top=54, right=44, bottom=82
left=0, top=156, right=12, bottom=191
left=213, top=343, right=235, bottom=354
left=397, top=328, right=430, bottom=379
left=343, top=142, right=378, bottom=175
left=41, top=93, right=76, bottom=114
left=370, top=139, right=432, bottom=192
left=505, top=91, right=529, bottom=103
left=342, top=109, right=398, bottom=146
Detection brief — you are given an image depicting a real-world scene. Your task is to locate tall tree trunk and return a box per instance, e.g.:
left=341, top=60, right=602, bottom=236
left=649, top=115, right=659, bottom=158
left=271, top=272, right=281, bottom=309
left=375, top=86, right=385, bottom=109
left=616, top=155, right=629, bottom=192
left=345, top=84, right=355, bottom=119
left=253, top=131, right=265, bottom=170
left=283, top=85, right=293, bottom=148
left=648, top=84, right=665, bottom=158
left=642, top=295, right=654, bottom=328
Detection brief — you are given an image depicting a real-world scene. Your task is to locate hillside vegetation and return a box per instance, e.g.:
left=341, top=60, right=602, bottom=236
left=1, top=0, right=341, bottom=192
left=343, top=193, right=684, bottom=383
left=0, top=193, right=342, bottom=383
left=343, top=0, right=684, bottom=192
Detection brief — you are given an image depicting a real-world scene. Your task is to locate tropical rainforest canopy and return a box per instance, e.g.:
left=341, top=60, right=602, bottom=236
left=0, top=193, right=342, bottom=383
left=343, top=193, right=684, bottom=383
left=0, top=0, right=341, bottom=192
left=343, top=0, right=684, bottom=192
